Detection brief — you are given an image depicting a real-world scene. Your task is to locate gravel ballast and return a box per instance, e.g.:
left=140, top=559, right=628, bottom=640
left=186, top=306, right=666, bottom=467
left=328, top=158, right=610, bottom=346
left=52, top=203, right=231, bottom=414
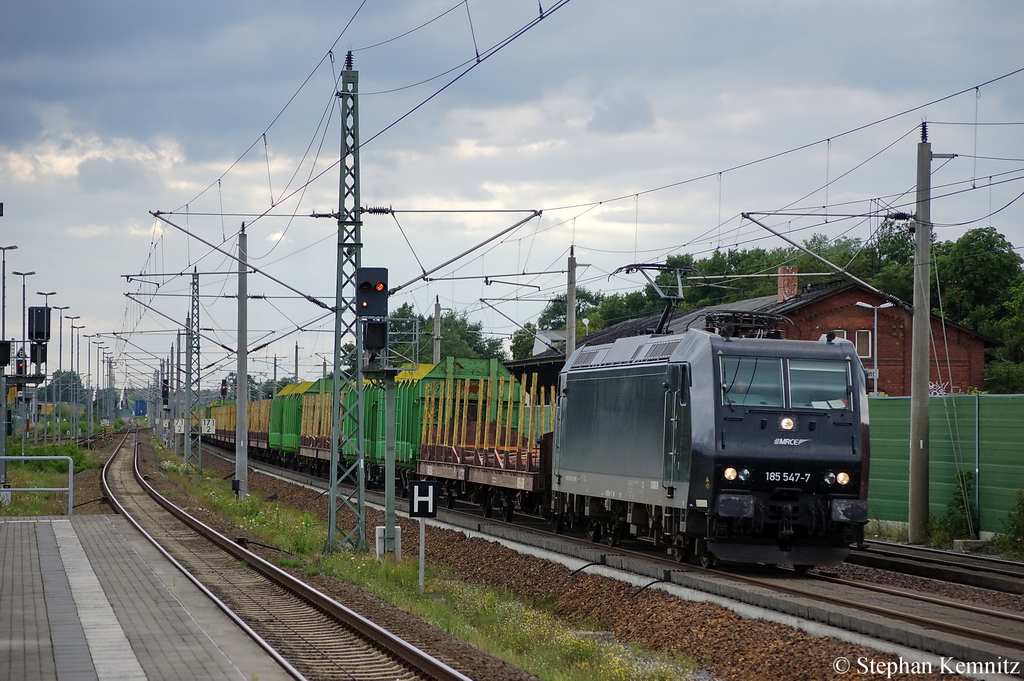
left=72, top=437, right=980, bottom=680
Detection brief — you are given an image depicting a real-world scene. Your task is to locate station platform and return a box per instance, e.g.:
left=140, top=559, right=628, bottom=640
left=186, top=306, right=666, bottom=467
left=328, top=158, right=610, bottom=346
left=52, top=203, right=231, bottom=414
left=0, top=515, right=295, bottom=681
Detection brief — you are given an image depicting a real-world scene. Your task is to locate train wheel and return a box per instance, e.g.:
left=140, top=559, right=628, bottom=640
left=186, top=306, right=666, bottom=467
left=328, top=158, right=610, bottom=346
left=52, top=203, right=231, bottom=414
left=699, top=554, right=718, bottom=569
left=588, top=522, right=603, bottom=543
left=671, top=533, right=693, bottom=563
left=793, top=564, right=813, bottom=574
left=446, top=490, right=455, bottom=509
left=502, top=499, right=515, bottom=523
left=697, top=540, right=718, bottom=568
left=551, top=513, right=564, bottom=534
left=482, top=496, right=493, bottom=518
left=603, top=525, right=621, bottom=547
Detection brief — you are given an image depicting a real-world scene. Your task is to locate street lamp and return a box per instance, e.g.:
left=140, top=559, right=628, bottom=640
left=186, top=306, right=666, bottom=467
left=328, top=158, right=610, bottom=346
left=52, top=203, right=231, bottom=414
left=62, top=314, right=78, bottom=440
left=50, top=305, right=69, bottom=440
left=71, top=323, right=85, bottom=436
left=1, top=245, right=17, bottom=340
left=11, top=270, right=35, bottom=350
left=35, top=291, right=55, bottom=365
left=855, top=301, right=894, bottom=396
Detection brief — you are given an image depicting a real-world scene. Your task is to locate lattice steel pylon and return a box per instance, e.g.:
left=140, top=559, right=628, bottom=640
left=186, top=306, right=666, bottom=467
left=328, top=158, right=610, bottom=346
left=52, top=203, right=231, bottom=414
left=327, top=52, right=366, bottom=551
left=185, top=269, right=202, bottom=473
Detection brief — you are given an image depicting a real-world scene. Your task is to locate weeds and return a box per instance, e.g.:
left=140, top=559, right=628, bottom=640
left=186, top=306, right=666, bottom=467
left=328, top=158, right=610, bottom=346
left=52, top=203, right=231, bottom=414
left=994, top=490, right=1024, bottom=559
left=164, top=454, right=699, bottom=680
left=928, top=470, right=976, bottom=549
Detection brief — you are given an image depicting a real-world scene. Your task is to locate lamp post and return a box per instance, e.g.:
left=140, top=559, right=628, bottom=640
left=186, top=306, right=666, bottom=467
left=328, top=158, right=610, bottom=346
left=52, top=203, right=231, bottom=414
left=36, top=290, right=55, bottom=308
left=1, top=245, right=17, bottom=340
left=64, top=315, right=79, bottom=439
left=10, top=270, right=34, bottom=449
left=71, top=323, right=85, bottom=437
left=95, top=342, right=107, bottom=434
left=52, top=306, right=68, bottom=439
left=11, top=270, right=35, bottom=350
left=855, top=301, right=894, bottom=396
left=84, top=335, right=96, bottom=434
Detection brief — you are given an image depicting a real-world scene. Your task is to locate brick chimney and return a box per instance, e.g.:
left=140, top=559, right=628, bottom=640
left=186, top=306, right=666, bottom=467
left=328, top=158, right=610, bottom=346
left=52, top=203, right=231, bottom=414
left=778, top=266, right=798, bottom=301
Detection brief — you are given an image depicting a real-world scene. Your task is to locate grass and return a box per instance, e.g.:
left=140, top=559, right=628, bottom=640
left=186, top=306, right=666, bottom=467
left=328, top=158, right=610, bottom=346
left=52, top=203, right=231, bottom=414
left=863, top=516, right=909, bottom=543
left=156, top=451, right=698, bottom=681
left=0, top=440, right=105, bottom=515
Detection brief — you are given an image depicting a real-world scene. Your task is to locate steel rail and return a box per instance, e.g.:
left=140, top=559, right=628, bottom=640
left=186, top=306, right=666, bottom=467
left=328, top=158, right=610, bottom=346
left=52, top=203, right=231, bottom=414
left=101, top=430, right=308, bottom=681
left=112, top=430, right=472, bottom=681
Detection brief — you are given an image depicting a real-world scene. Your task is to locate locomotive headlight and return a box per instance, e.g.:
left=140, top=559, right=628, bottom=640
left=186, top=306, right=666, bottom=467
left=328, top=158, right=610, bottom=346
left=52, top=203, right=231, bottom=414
left=738, top=468, right=750, bottom=482
left=779, top=417, right=796, bottom=431
left=823, top=471, right=836, bottom=485
left=836, top=471, right=851, bottom=486
left=724, top=467, right=738, bottom=481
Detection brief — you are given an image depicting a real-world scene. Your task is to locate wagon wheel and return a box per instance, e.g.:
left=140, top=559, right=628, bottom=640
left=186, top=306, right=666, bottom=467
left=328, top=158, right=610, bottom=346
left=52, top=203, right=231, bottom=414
left=482, top=495, right=493, bottom=518
left=588, top=522, right=603, bottom=544
left=793, top=564, right=813, bottom=574
left=445, top=490, right=455, bottom=509
left=551, top=513, right=565, bottom=534
left=502, top=499, right=515, bottom=523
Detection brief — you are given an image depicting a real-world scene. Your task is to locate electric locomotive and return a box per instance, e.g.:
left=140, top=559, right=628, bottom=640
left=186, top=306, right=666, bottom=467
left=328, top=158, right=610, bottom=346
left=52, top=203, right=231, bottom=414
left=551, top=320, right=869, bottom=568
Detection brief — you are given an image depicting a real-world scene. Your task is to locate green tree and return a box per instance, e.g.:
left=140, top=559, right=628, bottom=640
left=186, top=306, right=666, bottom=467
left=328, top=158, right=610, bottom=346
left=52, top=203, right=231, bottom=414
left=38, top=370, right=85, bottom=404
left=932, top=227, right=1024, bottom=336
left=537, top=287, right=605, bottom=331
left=868, top=219, right=915, bottom=302
left=511, top=322, right=538, bottom=361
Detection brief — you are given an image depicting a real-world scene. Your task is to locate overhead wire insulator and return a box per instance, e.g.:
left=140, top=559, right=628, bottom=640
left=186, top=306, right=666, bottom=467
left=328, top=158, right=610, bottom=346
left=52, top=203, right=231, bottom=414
left=364, top=206, right=393, bottom=215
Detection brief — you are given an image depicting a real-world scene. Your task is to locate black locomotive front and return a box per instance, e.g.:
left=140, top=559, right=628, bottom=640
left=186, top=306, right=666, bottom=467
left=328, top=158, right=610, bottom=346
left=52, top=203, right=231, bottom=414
left=693, top=340, right=869, bottom=566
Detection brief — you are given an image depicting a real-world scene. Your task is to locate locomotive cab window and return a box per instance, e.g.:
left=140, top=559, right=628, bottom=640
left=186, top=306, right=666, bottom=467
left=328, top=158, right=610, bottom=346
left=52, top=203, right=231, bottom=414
left=721, top=356, right=784, bottom=407
left=789, top=359, right=850, bottom=409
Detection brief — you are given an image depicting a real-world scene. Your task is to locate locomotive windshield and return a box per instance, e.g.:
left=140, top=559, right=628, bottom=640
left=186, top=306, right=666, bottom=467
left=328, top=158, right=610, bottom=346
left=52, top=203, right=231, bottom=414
left=721, top=357, right=784, bottom=407
left=789, top=359, right=850, bottom=409
left=721, top=356, right=851, bottom=409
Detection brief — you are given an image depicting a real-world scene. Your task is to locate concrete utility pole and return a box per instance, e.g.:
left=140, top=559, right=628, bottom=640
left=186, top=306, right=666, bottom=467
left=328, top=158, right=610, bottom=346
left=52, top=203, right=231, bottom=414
left=908, top=123, right=955, bottom=544
left=566, top=247, right=577, bottom=357
left=235, top=226, right=249, bottom=500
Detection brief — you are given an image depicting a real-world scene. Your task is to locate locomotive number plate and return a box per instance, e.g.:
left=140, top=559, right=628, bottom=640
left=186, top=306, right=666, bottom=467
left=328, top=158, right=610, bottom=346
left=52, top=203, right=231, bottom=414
left=765, top=471, right=811, bottom=483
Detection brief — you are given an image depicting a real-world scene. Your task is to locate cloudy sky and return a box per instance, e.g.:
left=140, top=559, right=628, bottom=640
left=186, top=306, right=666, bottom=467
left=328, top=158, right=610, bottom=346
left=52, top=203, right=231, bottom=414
left=2, top=0, right=1023, bottom=392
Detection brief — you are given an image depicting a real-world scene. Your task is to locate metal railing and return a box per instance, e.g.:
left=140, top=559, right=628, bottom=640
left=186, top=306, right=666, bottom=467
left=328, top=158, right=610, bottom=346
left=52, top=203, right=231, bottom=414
left=0, top=456, right=75, bottom=515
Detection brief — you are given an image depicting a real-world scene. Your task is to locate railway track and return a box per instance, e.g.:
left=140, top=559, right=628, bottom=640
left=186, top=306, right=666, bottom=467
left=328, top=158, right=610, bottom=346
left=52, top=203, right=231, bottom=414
left=103, top=429, right=472, bottom=681
left=210, top=446, right=1024, bottom=665
left=848, top=540, right=1024, bottom=595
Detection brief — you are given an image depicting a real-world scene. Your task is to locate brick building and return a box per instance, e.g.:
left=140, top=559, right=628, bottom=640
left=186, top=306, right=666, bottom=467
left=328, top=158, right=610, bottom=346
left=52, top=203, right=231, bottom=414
left=766, top=278, right=992, bottom=396
left=511, top=273, right=995, bottom=396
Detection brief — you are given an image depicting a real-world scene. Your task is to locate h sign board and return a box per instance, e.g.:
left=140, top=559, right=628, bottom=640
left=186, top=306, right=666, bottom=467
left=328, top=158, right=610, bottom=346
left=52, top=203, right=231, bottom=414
left=409, top=480, right=438, bottom=518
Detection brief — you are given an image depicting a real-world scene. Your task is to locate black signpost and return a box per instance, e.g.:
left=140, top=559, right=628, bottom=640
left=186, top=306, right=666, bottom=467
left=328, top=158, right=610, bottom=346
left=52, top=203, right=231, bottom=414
left=409, top=480, right=438, bottom=592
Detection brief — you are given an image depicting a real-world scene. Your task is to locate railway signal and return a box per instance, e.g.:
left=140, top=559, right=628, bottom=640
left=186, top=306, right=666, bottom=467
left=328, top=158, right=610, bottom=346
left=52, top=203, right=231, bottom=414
left=355, top=267, right=388, bottom=317
left=28, top=306, right=51, bottom=341
left=29, top=342, right=46, bottom=366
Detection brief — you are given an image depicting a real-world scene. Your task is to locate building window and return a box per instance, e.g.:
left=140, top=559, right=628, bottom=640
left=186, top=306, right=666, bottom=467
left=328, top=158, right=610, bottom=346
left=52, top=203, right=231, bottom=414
left=855, top=329, right=871, bottom=358
left=831, top=329, right=847, bottom=339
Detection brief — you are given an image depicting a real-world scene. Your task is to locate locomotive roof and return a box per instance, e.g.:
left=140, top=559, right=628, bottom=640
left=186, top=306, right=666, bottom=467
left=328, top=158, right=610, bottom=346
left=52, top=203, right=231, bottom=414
left=517, top=279, right=997, bottom=370
left=563, top=328, right=857, bottom=372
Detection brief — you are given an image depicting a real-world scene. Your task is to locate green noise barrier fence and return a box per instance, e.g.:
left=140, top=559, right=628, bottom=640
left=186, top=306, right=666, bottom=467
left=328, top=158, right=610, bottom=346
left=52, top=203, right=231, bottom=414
left=867, top=394, right=1024, bottom=535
